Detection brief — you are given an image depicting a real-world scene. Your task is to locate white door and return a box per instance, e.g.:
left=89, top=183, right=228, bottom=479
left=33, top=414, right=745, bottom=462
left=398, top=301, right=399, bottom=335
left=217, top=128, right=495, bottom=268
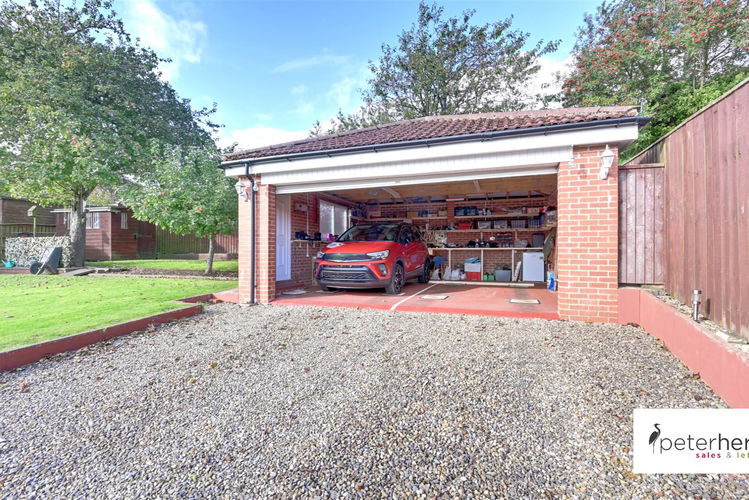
left=275, top=194, right=291, bottom=281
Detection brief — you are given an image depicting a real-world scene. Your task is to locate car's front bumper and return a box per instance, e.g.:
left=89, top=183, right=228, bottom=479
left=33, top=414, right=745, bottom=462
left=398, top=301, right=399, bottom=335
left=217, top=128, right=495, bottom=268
left=315, top=262, right=391, bottom=289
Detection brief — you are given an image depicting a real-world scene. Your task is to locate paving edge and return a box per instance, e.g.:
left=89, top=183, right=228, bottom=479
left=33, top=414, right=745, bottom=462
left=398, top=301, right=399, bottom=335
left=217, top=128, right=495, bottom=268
left=0, top=293, right=219, bottom=372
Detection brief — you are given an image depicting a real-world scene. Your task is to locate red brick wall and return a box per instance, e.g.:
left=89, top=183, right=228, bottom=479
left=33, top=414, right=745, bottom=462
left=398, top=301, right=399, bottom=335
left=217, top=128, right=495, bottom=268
left=289, top=193, right=324, bottom=287
left=557, top=145, right=619, bottom=322
left=255, top=183, right=276, bottom=302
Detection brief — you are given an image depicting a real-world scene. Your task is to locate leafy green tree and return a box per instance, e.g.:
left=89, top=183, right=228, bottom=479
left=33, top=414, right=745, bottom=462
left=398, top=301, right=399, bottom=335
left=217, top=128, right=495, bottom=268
left=562, top=0, right=749, bottom=158
left=0, top=0, right=214, bottom=266
left=121, top=145, right=237, bottom=275
left=327, top=1, right=559, bottom=133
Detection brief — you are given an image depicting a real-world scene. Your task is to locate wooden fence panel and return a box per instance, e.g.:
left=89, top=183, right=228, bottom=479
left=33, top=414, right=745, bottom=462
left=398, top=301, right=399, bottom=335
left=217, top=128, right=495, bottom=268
left=155, top=227, right=238, bottom=255
left=618, top=166, right=665, bottom=285
left=627, top=78, right=749, bottom=339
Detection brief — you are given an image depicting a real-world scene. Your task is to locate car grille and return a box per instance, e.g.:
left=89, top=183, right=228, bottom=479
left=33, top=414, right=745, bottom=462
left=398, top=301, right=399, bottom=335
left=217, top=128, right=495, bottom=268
left=318, top=265, right=375, bottom=281
left=321, top=253, right=372, bottom=262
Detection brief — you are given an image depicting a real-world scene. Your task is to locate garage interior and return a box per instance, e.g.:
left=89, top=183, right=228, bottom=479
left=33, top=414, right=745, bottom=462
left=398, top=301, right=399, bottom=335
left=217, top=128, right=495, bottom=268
left=276, top=172, right=559, bottom=318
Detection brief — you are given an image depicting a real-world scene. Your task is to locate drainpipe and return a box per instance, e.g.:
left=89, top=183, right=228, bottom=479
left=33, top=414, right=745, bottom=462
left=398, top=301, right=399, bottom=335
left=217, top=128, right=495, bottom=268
left=245, top=163, right=257, bottom=305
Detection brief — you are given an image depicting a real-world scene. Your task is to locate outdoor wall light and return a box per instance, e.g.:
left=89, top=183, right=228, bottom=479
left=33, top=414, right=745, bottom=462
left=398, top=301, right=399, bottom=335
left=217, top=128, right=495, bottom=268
left=235, top=180, right=249, bottom=201
left=599, top=145, right=615, bottom=180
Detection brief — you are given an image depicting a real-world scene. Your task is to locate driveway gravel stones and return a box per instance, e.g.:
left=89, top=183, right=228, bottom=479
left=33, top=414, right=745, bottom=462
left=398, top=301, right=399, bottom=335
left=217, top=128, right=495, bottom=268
left=1, top=303, right=748, bottom=498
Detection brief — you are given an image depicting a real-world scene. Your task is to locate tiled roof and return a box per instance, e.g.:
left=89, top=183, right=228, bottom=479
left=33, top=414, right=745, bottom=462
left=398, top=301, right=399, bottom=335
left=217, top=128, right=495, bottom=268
left=223, top=106, right=640, bottom=162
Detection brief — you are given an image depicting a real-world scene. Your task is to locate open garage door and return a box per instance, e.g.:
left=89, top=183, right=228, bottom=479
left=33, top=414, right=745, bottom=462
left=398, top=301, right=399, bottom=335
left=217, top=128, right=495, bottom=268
left=323, top=173, right=558, bottom=286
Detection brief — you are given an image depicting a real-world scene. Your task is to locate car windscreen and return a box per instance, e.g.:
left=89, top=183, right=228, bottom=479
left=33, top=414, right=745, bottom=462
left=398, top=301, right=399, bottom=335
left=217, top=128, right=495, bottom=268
left=337, top=224, right=399, bottom=242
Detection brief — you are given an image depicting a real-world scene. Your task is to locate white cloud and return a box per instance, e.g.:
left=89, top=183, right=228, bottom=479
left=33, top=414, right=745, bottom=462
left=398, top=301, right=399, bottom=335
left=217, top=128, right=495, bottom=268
left=322, top=63, right=371, bottom=114
left=218, top=127, right=309, bottom=151
left=527, top=56, right=573, bottom=109
left=272, top=54, right=350, bottom=73
left=120, top=0, right=207, bottom=80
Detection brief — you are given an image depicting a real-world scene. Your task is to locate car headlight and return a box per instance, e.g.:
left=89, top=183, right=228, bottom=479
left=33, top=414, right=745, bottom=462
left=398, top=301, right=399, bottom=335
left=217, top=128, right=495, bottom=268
left=316, top=251, right=325, bottom=259
left=366, top=250, right=389, bottom=260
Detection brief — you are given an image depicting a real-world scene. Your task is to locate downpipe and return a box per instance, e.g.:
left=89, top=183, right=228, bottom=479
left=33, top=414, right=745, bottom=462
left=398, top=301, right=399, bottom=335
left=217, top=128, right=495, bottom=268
left=245, top=163, right=257, bottom=305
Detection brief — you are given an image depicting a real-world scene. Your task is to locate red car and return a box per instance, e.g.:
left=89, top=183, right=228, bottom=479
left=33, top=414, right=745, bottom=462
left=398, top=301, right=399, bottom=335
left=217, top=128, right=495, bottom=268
left=314, top=223, right=431, bottom=294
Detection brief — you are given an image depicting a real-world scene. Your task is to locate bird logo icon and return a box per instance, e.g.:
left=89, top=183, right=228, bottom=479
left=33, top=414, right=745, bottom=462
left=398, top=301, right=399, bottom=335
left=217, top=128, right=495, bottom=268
left=649, top=423, right=661, bottom=453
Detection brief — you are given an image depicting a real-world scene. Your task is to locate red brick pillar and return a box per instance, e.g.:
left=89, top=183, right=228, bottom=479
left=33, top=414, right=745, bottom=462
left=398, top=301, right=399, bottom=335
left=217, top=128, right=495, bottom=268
left=255, top=182, right=276, bottom=303
left=557, top=145, right=619, bottom=322
left=237, top=176, right=253, bottom=303
left=237, top=179, right=276, bottom=304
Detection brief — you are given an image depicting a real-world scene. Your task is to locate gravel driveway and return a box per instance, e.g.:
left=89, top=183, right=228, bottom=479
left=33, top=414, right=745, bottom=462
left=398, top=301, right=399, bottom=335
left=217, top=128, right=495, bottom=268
left=1, top=304, right=747, bottom=498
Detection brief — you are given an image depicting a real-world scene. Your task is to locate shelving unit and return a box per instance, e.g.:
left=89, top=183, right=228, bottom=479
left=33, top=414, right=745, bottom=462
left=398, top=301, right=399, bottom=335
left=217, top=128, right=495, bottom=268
left=424, top=223, right=556, bottom=233
left=349, top=197, right=556, bottom=283
left=430, top=246, right=545, bottom=280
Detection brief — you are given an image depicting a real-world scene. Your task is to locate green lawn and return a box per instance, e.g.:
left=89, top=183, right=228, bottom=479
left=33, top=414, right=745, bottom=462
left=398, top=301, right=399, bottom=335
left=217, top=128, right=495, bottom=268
left=87, top=259, right=239, bottom=272
left=0, top=275, right=237, bottom=352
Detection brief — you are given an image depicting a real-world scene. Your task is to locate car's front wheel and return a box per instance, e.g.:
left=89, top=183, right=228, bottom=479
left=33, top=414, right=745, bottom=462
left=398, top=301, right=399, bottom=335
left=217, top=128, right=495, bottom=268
left=318, top=283, right=332, bottom=292
left=385, top=263, right=405, bottom=295
left=417, top=259, right=431, bottom=283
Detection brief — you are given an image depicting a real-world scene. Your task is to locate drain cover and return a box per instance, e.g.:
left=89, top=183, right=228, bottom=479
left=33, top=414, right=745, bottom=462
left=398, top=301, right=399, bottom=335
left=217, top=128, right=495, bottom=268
left=421, top=294, right=449, bottom=300
left=509, top=298, right=541, bottom=304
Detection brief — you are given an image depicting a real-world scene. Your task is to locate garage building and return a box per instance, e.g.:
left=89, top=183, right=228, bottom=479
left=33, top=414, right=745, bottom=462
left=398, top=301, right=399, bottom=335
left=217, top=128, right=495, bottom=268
left=222, top=106, right=649, bottom=322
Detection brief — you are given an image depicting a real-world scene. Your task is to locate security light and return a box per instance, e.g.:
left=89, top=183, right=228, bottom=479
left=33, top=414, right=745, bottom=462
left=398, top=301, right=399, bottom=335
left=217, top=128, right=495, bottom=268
left=235, top=180, right=249, bottom=201
left=599, top=145, right=615, bottom=180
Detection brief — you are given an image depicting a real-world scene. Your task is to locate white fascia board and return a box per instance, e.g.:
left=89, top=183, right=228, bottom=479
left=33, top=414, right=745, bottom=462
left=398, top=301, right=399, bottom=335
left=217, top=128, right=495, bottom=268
left=275, top=165, right=558, bottom=195
left=260, top=146, right=568, bottom=188
left=223, top=123, right=638, bottom=178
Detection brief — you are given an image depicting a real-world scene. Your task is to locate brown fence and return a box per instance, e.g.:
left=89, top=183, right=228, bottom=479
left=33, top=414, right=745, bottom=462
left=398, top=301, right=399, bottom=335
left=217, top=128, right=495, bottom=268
left=155, top=227, right=238, bottom=255
left=0, top=224, right=57, bottom=260
left=627, top=78, right=749, bottom=338
left=618, top=165, right=665, bottom=285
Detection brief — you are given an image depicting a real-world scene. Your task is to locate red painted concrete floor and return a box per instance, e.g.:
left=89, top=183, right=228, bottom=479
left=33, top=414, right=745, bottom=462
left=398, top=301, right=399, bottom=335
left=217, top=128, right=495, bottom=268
left=271, top=283, right=559, bottom=320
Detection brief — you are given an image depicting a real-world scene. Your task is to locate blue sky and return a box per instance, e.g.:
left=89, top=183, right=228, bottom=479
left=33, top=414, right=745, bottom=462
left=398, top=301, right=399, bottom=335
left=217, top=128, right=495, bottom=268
left=116, top=0, right=601, bottom=149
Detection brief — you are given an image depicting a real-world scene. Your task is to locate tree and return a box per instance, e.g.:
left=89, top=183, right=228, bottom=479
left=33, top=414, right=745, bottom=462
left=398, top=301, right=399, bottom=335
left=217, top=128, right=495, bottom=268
left=327, top=1, right=559, bottom=133
left=562, top=0, right=749, bottom=157
left=121, top=145, right=237, bottom=275
left=0, top=0, right=215, bottom=266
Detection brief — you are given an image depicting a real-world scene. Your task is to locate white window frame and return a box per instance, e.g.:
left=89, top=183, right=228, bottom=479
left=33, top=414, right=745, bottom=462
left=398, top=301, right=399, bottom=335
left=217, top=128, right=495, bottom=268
left=120, top=212, right=128, bottom=230
left=319, top=200, right=349, bottom=237
left=86, top=212, right=100, bottom=229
